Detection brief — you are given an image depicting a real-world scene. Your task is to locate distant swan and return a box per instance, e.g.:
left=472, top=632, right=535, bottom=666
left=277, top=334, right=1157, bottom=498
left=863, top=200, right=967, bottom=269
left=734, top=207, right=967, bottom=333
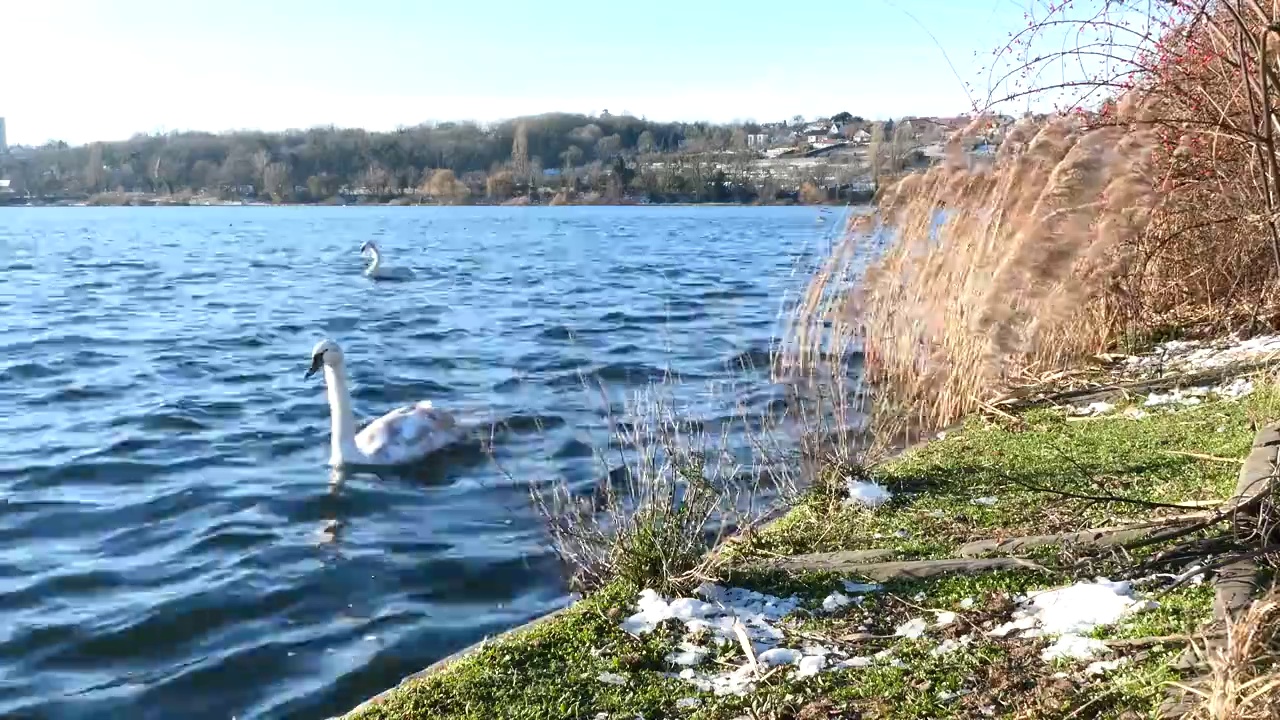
left=305, top=339, right=465, bottom=467
left=360, top=241, right=415, bottom=280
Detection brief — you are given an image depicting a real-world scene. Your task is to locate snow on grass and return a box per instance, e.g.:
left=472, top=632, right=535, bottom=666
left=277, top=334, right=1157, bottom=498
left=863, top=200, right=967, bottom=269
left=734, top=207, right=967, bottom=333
left=616, top=578, right=1159, bottom=697
left=1143, top=387, right=1208, bottom=407
left=1041, top=634, right=1109, bottom=661
left=1068, top=377, right=1255, bottom=417
left=988, top=578, right=1156, bottom=662
left=618, top=582, right=886, bottom=696
left=1123, top=334, right=1280, bottom=374
left=844, top=478, right=892, bottom=508
left=894, top=617, right=929, bottom=639
left=1071, top=401, right=1116, bottom=417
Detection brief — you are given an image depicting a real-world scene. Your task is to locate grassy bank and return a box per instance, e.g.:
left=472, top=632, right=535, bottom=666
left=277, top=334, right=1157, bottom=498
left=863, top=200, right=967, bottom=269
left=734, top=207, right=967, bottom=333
left=343, top=364, right=1280, bottom=720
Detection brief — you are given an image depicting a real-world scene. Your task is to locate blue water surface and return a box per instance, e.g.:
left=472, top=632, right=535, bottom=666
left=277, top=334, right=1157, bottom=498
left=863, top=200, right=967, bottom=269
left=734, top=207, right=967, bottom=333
left=0, top=205, right=837, bottom=720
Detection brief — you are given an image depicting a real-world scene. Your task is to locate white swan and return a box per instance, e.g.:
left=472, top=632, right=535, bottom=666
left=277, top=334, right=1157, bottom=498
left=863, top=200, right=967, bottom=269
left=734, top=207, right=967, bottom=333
left=304, top=339, right=465, bottom=467
left=360, top=241, right=415, bottom=280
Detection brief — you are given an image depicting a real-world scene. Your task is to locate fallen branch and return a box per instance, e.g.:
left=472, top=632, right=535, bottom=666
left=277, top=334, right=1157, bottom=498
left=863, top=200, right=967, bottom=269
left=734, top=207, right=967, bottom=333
left=957, top=517, right=1207, bottom=557
left=995, top=358, right=1280, bottom=413
left=742, top=554, right=1051, bottom=581
left=1160, top=450, right=1245, bottom=465
left=1103, top=634, right=1195, bottom=649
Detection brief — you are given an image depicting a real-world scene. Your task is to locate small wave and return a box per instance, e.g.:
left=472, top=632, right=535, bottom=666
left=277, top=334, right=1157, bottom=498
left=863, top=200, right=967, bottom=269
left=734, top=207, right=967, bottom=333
left=552, top=438, right=594, bottom=459
left=599, top=310, right=705, bottom=325
left=352, top=378, right=455, bottom=403
left=488, top=412, right=566, bottom=435
left=0, top=361, right=61, bottom=382
left=546, top=361, right=692, bottom=389
left=536, top=324, right=576, bottom=342
left=724, top=346, right=776, bottom=371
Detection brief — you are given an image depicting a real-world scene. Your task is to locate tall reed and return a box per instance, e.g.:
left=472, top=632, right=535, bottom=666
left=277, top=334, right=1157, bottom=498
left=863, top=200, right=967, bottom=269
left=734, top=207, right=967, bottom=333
left=783, top=111, right=1158, bottom=438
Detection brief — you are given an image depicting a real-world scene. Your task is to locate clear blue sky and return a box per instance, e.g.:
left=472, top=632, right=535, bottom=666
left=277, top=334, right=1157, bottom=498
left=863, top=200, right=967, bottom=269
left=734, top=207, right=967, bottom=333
left=3, top=0, right=1038, bottom=146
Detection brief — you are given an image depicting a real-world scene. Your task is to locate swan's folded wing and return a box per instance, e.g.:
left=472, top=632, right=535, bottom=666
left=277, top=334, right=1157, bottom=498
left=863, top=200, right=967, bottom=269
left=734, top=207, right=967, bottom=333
left=355, top=403, right=462, bottom=465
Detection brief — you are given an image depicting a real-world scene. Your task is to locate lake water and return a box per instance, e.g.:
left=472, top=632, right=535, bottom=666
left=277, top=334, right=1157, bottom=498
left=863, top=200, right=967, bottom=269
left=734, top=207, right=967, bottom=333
left=0, top=205, right=840, bottom=720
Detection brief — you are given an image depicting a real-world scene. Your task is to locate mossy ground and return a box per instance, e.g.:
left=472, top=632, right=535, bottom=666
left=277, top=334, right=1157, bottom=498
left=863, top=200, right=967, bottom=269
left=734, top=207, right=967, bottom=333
left=346, top=379, right=1279, bottom=720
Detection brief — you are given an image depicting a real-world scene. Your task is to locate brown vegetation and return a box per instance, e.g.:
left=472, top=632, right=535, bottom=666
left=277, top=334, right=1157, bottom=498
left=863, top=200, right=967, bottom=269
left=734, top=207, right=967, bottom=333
left=784, top=0, right=1280, bottom=442
left=1175, top=588, right=1280, bottom=719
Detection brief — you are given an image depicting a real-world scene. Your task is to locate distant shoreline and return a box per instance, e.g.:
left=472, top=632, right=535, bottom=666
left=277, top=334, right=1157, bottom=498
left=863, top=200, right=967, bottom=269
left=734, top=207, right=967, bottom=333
left=0, top=198, right=865, bottom=209
left=0, top=190, right=876, bottom=209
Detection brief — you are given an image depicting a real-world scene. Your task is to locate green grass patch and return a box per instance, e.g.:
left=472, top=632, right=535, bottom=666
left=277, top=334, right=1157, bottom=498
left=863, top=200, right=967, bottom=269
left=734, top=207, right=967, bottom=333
left=747, top=384, right=1280, bottom=561
left=345, top=383, right=1277, bottom=719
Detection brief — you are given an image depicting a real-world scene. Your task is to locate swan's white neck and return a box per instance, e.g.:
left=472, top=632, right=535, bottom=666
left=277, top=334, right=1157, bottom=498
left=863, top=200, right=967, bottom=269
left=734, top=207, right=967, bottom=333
left=364, top=247, right=382, bottom=275
left=322, top=361, right=363, bottom=465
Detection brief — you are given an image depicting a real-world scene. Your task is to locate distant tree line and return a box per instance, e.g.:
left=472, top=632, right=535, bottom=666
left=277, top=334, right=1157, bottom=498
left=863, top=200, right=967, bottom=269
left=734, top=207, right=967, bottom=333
left=0, top=113, right=871, bottom=205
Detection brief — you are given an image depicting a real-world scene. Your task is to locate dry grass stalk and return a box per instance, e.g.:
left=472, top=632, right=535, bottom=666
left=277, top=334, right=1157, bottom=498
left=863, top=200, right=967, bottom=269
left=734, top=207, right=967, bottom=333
left=527, top=376, right=795, bottom=594
left=1173, top=588, right=1280, bottom=719
left=987, top=1, right=1280, bottom=336
left=782, top=113, right=1159, bottom=440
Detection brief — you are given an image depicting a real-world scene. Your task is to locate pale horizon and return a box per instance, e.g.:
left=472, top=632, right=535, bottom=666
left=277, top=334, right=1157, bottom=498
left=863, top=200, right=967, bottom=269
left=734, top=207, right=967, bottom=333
left=2, top=0, right=1080, bottom=147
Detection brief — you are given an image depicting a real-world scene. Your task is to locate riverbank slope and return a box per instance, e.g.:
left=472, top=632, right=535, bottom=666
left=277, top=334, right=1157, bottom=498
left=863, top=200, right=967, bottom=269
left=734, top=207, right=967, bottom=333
left=335, top=336, right=1280, bottom=720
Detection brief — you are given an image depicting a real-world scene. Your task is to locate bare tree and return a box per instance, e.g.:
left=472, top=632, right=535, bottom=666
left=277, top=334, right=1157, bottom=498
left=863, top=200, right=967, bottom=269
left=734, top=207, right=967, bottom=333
left=511, top=122, right=529, bottom=184
left=636, top=130, right=656, bottom=155
left=596, top=134, right=623, bottom=159
left=889, top=119, right=912, bottom=174
left=867, top=122, right=885, bottom=188
left=262, top=162, right=291, bottom=202
left=84, top=143, right=105, bottom=192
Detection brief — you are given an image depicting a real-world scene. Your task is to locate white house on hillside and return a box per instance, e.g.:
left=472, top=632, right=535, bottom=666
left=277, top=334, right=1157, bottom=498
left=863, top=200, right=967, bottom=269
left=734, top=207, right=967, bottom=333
left=805, top=123, right=843, bottom=143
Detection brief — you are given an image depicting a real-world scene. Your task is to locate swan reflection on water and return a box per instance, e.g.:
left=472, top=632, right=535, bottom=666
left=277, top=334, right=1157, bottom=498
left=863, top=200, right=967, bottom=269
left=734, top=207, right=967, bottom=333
left=313, top=438, right=492, bottom=549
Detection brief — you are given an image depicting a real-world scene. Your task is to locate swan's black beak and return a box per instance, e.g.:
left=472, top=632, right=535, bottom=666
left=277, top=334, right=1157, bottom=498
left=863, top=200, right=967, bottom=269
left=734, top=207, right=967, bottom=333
left=305, top=352, right=324, bottom=380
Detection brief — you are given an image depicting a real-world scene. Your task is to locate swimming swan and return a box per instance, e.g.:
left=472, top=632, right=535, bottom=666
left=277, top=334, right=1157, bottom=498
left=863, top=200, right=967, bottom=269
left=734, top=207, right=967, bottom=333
left=305, top=339, right=464, bottom=467
left=360, top=241, right=415, bottom=280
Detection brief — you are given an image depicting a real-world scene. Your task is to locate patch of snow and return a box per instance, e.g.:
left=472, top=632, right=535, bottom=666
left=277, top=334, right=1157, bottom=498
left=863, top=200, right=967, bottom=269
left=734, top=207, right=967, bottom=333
left=1023, top=579, right=1156, bottom=636
left=795, top=654, right=827, bottom=678
left=665, top=642, right=709, bottom=667
left=972, top=496, right=999, bottom=506
left=931, top=635, right=974, bottom=656
left=676, top=697, right=701, bottom=709
left=621, top=583, right=886, bottom=696
left=1123, top=334, right=1280, bottom=374
left=597, top=672, right=628, bottom=685
left=1218, top=378, right=1255, bottom=399
left=987, top=578, right=1154, bottom=666
left=1144, top=389, right=1204, bottom=407
left=934, top=611, right=957, bottom=627
left=757, top=647, right=802, bottom=667
left=959, top=597, right=976, bottom=609
left=1071, top=401, right=1115, bottom=416
left=821, top=591, right=856, bottom=612
left=845, top=478, right=892, bottom=508
left=895, top=617, right=929, bottom=639
left=1085, top=657, right=1129, bottom=675
left=1123, top=407, right=1149, bottom=420
left=988, top=616, right=1038, bottom=637
left=1042, top=634, right=1109, bottom=661
left=835, top=656, right=873, bottom=668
